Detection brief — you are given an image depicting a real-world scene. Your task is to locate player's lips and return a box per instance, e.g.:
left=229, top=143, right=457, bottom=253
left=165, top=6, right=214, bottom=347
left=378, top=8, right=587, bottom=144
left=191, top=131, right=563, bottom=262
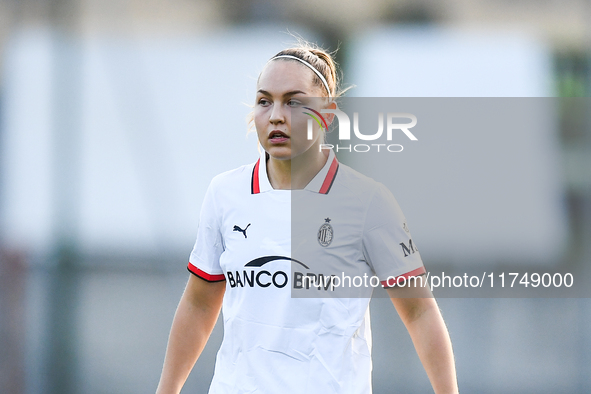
left=268, top=130, right=289, bottom=143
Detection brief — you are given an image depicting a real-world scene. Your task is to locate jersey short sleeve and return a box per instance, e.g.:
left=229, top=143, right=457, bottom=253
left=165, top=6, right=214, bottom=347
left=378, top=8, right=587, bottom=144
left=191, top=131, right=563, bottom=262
left=188, top=179, right=226, bottom=282
left=362, top=183, right=425, bottom=287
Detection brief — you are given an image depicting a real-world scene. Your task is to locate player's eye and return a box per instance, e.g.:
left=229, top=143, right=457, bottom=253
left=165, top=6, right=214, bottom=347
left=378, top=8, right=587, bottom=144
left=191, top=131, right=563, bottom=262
left=257, top=98, right=271, bottom=106
left=287, top=99, right=301, bottom=107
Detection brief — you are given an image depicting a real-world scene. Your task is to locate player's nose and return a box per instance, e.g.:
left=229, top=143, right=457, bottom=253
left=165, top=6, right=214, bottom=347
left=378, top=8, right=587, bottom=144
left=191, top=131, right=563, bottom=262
left=269, top=103, right=287, bottom=124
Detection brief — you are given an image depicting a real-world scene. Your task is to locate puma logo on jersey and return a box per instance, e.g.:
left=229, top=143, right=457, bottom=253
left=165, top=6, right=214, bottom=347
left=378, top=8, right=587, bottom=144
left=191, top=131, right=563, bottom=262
left=233, top=223, right=251, bottom=238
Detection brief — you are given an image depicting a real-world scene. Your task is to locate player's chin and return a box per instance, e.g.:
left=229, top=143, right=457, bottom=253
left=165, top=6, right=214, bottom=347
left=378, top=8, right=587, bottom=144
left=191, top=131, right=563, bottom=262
left=265, top=145, right=292, bottom=160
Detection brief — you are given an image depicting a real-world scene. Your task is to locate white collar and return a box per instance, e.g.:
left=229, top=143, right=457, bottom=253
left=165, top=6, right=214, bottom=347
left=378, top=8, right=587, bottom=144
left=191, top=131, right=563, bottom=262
left=251, top=149, right=339, bottom=195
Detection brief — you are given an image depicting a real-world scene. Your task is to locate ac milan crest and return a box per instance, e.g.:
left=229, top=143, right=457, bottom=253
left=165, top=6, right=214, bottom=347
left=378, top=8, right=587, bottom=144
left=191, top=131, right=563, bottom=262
left=318, top=217, right=333, bottom=247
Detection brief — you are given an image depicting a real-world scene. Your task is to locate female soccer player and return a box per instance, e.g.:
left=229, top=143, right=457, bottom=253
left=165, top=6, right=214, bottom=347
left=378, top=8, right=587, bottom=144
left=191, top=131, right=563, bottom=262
left=156, top=43, right=458, bottom=394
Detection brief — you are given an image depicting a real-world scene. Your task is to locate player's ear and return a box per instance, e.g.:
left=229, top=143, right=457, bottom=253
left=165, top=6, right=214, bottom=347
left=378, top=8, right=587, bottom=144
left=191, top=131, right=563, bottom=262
left=323, top=101, right=338, bottom=126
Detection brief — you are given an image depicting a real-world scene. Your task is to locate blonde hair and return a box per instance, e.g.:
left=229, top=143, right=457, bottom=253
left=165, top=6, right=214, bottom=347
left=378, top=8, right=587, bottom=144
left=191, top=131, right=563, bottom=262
left=269, top=43, right=345, bottom=98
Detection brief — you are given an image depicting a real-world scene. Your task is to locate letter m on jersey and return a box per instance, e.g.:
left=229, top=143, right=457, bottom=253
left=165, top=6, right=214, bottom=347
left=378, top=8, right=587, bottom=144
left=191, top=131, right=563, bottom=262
left=399, top=239, right=417, bottom=257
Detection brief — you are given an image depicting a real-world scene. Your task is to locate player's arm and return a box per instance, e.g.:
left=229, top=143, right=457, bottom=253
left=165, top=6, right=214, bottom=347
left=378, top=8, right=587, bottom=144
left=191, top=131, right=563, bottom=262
left=156, top=274, right=225, bottom=394
left=387, top=282, right=459, bottom=394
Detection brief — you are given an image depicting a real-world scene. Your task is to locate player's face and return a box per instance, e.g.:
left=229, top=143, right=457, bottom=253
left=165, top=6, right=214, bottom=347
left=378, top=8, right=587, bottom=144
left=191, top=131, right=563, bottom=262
left=255, top=60, right=326, bottom=161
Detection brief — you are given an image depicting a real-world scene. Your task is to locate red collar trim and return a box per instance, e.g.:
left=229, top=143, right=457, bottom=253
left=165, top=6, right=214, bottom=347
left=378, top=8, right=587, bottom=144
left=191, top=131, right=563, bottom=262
left=318, top=155, right=339, bottom=194
left=251, top=158, right=261, bottom=194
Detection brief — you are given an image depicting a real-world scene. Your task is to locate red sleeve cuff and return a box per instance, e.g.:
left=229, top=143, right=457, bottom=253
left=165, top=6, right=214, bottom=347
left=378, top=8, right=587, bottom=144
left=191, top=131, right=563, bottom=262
left=381, top=266, right=426, bottom=287
left=187, top=262, right=226, bottom=282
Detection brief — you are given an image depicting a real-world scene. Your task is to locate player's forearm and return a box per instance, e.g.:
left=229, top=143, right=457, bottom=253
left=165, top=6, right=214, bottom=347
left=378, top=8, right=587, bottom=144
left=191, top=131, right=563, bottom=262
left=405, top=302, right=458, bottom=394
left=156, top=288, right=222, bottom=394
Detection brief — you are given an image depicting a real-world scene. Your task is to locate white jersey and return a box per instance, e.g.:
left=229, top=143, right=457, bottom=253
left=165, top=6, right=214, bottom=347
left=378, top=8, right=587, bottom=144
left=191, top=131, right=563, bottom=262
left=188, top=149, right=424, bottom=394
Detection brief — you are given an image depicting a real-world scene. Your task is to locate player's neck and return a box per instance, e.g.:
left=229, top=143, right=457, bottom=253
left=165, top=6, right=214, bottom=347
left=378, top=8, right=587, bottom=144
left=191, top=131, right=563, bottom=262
left=267, top=149, right=328, bottom=190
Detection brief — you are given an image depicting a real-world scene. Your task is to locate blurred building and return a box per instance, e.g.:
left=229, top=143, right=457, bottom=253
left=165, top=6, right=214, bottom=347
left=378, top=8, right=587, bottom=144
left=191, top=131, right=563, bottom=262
left=1, top=0, right=591, bottom=45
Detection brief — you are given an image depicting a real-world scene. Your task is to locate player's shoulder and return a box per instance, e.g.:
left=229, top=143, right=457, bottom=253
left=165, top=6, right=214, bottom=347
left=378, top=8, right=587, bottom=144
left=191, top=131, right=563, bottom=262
left=336, top=163, right=406, bottom=229
left=208, top=161, right=256, bottom=192
left=334, top=162, right=390, bottom=200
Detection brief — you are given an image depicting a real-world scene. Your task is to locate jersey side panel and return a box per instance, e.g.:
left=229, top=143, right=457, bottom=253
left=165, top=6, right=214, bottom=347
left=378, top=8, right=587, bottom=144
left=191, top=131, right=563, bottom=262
left=188, top=165, right=251, bottom=281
